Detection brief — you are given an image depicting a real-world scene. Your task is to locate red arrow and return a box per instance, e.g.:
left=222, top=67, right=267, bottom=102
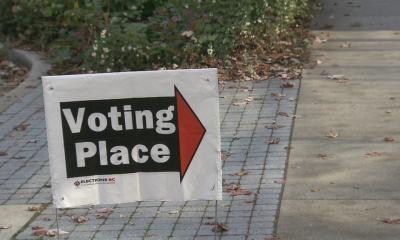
left=175, top=87, right=206, bottom=181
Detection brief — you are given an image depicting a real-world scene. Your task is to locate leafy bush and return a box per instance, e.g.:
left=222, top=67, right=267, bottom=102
left=0, top=0, right=312, bottom=73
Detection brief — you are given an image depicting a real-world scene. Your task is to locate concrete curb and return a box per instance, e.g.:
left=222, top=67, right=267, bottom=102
left=0, top=43, right=51, bottom=114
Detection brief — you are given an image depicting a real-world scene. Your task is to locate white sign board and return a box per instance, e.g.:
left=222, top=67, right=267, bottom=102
left=42, top=69, right=221, bottom=208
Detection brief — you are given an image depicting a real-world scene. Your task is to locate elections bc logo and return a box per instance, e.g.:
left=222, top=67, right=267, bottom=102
left=74, top=180, right=80, bottom=187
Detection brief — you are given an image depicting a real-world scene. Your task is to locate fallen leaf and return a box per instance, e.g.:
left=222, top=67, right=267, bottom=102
left=386, top=110, right=392, bottom=113
left=95, top=214, right=107, bottom=219
left=14, top=125, right=26, bottom=131
left=284, top=146, right=295, bottom=150
left=274, top=180, right=286, bottom=184
left=233, top=102, right=247, bottom=106
left=322, top=24, right=333, bottom=29
left=9, top=134, right=19, bottom=137
left=212, top=222, right=229, bottom=232
left=33, top=230, right=48, bottom=236
left=338, top=80, right=347, bottom=83
left=169, top=210, right=179, bottom=214
left=226, top=182, right=239, bottom=190
left=316, top=60, right=322, bottom=65
left=268, top=138, right=280, bottom=144
left=311, top=188, right=320, bottom=192
left=354, top=186, right=360, bottom=189
left=120, top=214, right=126, bottom=218
left=203, top=221, right=215, bottom=225
left=280, top=82, right=295, bottom=88
left=43, top=218, right=52, bottom=221
left=32, top=225, right=44, bottom=230
left=366, top=151, right=381, bottom=156
left=245, top=199, right=254, bottom=203
left=245, top=97, right=253, bottom=102
left=351, top=22, right=362, bottom=27
left=146, top=233, right=158, bottom=237
left=96, top=207, right=114, bottom=213
left=44, top=183, right=51, bottom=188
left=28, top=207, right=39, bottom=211
left=278, top=112, right=289, bottom=117
left=321, top=70, right=329, bottom=75
left=0, top=152, right=8, bottom=156
left=233, top=136, right=241, bottom=140
left=381, top=218, right=400, bottom=224
left=220, top=96, right=226, bottom=98
left=236, top=171, right=249, bottom=176
left=365, top=207, right=377, bottom=211
left=219, top=204, right=227, bottom=207
left=286, top=115, right=301, bottom=118
left=240, top=86, right=248, bottom=89
left=71, top=215, right=89, bottom=223
left=327, top=130, right=340, bottom=138
left=314, top=36, right=327, bottom=43
left=0, top=225, right=12, bottom=230
left=265, top=124, right=284, bottom=129
left=318, top=154, right=329, bottom=159
left=228, top=85, right=239, bottom=88
left=230, top=189, right=252, bottom=196
left=287, top=97, right=295, bottom=101
left=330, top=182, right=336, bottom=184
left=235, top=98, right=242, bottom=101
left=341, top=42, right=351, bottom=47
left=328, top=74, right=344, bottom=79
left=385, top=137, right=394, bottom=141
left=26, top=139, right=39, bottom=143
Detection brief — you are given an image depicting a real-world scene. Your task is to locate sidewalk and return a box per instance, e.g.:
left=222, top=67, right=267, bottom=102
left=0, top=46, right=299, bottom=238
left=277, top=0, right=400, bottom=239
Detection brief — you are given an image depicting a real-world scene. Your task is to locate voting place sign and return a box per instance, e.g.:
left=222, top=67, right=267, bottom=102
left=42, top=69, right=221, bottom=208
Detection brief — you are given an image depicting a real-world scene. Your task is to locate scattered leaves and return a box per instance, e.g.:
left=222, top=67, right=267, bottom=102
left=96, top=207, right=114, bottom=213
left=236, top=171, right=249, bottom=176
left=311, top=188, right=320, bottom=192
left=269, top=138, right=280, bottom=144
left=327, top=130, right=340, bottom=138
left=318, top=154, right=329, bottom=159
left=385, top=137, right=394, bottom=141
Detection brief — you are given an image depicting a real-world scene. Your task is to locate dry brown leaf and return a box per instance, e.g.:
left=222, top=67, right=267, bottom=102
left=385, top=137, right=394, bottom=141
left=274, top=180, right=286, bottom=184
left=338, top=80, right=347, bottom=83
left=0, top=152, right=8, bottom=156
left=278, top=112, right=289, bottom=117
left=28, top=207, right=39, bottom=211
left=230, top=189, right=252, bottom=196
left=245, top=97, right=253, bottom=102
left=212, top=222, right=229, bottom=232
left=203, top=221, right=215, bottom=225
left=386, top=110, right=392, bottom=113
left=245, top=199, right=254, bottom=203
left=280, top=82, right=295, bottom=88
left=318, top=154, right=328, bottom=159
left=341, top=42, right=351, bottom=48
left=311, top=188, right=320, bottom=192
left=32, top=225, right=44, bottom=230
left=71, top=215, right=89, bottom=223
left=14, top=125, right=26, bottom=131
left=354, top=186, right=360, bottom=189
left=284, top=146, right=295, bottom=150
left=265, top=124, right=284, bottom=129
left=366, top=151, right=381, bottom=156
left=381, top=218, right=400, bottom=224
left=328, top=74, right=344, bottom=79
left=96, top=207, right=114, bottom=213
left=327, top=130, right=340, bottom=138
left=268, top=138, right=280, bottom=144
left=169, top=210, right=179, bottom=214
left=9, top=134, right=19, bottom=137
left=236, top=171, right=249, bottom=176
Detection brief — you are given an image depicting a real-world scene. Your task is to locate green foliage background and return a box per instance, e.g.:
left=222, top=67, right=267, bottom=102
left=0, top=0, right=312, bottom=73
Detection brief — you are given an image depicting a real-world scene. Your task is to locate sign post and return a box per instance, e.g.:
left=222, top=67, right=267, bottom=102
left=42, top=69, right=221, bottom=209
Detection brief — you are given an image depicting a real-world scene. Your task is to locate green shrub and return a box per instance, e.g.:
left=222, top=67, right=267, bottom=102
left=0, top=0, right=312, bottom=73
